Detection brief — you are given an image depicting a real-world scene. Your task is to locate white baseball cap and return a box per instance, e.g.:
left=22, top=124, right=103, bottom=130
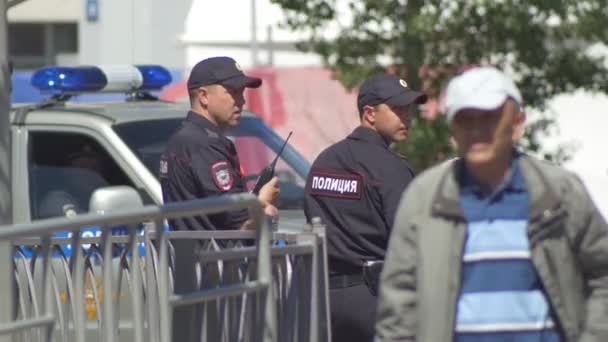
left=445, top=67, right=522, bottom=122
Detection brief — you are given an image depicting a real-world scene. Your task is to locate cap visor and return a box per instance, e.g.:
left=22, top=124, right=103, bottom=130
left=447, top=93, right=507, bottom=121
left=222, top=75, right=262, bottom=89
left=385, top=90, right=428, bottom=107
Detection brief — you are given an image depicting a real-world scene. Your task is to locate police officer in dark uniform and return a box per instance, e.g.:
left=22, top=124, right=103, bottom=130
left=160, top=56, right=279, bottom=342
left=160, top=56, right=279, bottom=229
left=304, top=74, right=427, bottom=342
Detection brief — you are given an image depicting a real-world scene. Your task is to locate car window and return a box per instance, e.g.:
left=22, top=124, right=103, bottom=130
left=28, top=131, right=137, bottom=220
left=114, top=118, right=307, bottom=209
left=232, top=136, right=305, bottom=209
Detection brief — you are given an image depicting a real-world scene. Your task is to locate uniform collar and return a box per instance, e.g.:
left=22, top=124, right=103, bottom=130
left=186, top=111, right=222, bottom=137
left=347, top=126, right=390, bottom=149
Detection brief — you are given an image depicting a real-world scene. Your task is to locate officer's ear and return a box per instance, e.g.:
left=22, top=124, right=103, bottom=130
left=189, top=86, right=209, bottom=108
left=198, top=86, right=212, bottom=107
left=362, top=105, right=376, bottom=125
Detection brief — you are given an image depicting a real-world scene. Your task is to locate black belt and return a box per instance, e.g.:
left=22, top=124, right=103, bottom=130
left=329, top=273, right=364, bottom=289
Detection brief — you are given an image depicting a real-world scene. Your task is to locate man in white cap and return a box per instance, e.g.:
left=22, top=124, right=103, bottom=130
left=375, top=67, right=608, bottom=342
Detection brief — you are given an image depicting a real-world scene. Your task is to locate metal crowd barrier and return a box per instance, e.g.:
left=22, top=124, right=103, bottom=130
left=0, top=193, right=331, bottom=342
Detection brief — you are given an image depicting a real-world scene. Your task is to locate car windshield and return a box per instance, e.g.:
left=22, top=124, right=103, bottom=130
left=113, top=116, right=309, bottom=209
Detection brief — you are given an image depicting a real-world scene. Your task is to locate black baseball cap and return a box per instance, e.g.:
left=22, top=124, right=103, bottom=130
left=357, top=74, right=427, bottom=113
left=187, top=56, right=262, bottom=89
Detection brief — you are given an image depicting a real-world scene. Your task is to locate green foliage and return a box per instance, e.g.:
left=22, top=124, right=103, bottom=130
left=271, top=0, right=608, bottom=168
left=395, top=116, right=455, bottom=173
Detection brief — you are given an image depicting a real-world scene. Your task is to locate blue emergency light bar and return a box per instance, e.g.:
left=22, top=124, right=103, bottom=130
left=31, top=66, right=107, bottom=93
left=31, top=65, right=172, bottom=94
left=135, top=65, right=173, bottom=90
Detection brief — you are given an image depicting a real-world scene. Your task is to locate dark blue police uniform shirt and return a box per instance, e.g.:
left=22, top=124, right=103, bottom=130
left=304, top=126, right=415, bottom=274
left=160, top=111, right=249, bottom=230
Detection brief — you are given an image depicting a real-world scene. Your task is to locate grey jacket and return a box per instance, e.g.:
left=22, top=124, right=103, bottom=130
left=375, top=155, right=608, bottom=342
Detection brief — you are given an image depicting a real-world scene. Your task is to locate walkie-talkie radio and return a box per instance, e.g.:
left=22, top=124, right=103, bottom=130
left=251, top=131, right=293, bottom=194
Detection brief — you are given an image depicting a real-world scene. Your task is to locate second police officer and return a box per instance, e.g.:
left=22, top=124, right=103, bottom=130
left=304, top=74, right=427, bottom=342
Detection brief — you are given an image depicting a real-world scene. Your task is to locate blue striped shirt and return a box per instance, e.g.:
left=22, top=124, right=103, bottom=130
left=456, top=156, right=560, bottom=342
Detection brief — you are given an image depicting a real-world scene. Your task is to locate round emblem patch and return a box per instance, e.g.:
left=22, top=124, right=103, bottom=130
left=235, top=62, right=242, bottom=71
left=211, top=161, right=234, bottom=191
left=399, top=79, right=408, bottom=88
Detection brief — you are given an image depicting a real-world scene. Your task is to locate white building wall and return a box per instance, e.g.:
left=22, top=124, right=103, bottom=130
left=79, top=0, right=191, bottom=68
left=184, top=46, right=322, bottom=70
left=8, top=0, right=79, bottom=22
left=180, top=0, right=355, bottom=69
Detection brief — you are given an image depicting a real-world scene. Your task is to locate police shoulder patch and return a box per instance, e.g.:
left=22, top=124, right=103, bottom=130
left=210, top=160, right=234, bottom=191
left=308, top=169, right=362, bottom=199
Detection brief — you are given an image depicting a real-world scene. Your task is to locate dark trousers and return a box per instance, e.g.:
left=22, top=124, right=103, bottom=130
left=171, top=239, right=203, bottom=342
left=170, top=239, right=228, bottom=342
left=330, top=283, right=377, bottom=342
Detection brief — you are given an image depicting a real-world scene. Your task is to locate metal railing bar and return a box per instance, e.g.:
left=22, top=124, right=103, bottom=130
left=190, top=244, right=315, bottom=264
left=14, top=237, right=133, bottom=245
left=63, top=320, right=151, bottom=329
left=0, top=194, right=260, bottom=240
left=13, top=260, right=33, bottom=342
left=39, top=235, right=55, bottom=342
left=0, top=195, right=331, bottom=342
left=273, top=256, right=290, bottom=342
left=14, top=247, right=39, bottom=322
left=127, top=224, right=145, bottom=342
left=253, top=210, right=277, bottom=342
left=12, top=231, right=300, bottom=247
left=314, top=222, right=332, bottom=342
left=143, top=224, right=159, bottom=342
left=0, top=315, right=55, bottom=335
left=222, top=260, right=243, bottom=341
left=85, top=265, right=101, bottom=328
left=269, top=245, right=314, bottom=257
left=170, top=281, right=268, bottom=307
left=49, top=266, right=67, bottom=342
left=23, top=253, right=41, bottom=321
left=69, top=230, right=86, bottom=342
left=156, top=219, right=171, bottom=342
left=296, top=256, right=313, bottom=341
left=199, top=246, right=259, bottom=262
left=0, top=240, right=13, bottom=342
left=79, top=249, right=102, bottom=336
left=309, top=235, right=320, bottom=342
left=113, top=248, right=127, bottom=336
left=166, top=231, right=257, bottom=240
left=100, top=225, right=116, bottom=342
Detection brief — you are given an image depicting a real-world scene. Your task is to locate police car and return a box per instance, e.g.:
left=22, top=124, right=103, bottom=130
left=11, top=65, right=310, bottom=234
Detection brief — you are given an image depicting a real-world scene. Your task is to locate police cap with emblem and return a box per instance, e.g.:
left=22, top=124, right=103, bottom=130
left=357, top=74, right=427, bottom=114
left=187, top=56, right=262, bottom=89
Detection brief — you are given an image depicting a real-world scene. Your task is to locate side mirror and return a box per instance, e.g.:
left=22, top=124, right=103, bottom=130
left=89, top=185, right=144, bottom=214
